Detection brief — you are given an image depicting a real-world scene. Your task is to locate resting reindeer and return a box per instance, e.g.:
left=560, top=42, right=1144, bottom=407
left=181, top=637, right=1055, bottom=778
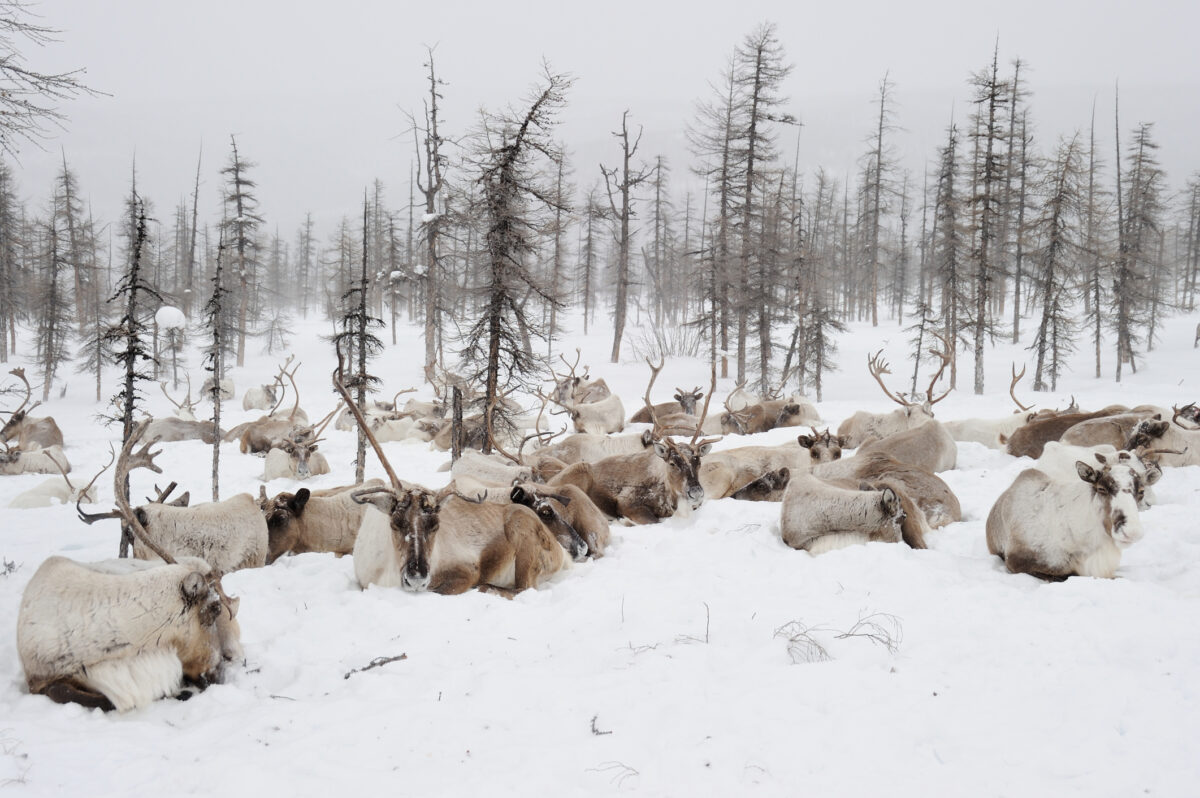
left=17, top=554, right=242, bottom=712
left=0, top=367, right=64, bottom=450
left=779, top=472, right=910, bottom=555
left=532, top=429, right=657, bottom=466
left=146, top=382, right=224, bottom=444
left=333, top=352, right=573, bottom=595
left=1123, top=406, right=1200, bottom=467
left=986, top=455, right=1146, bottom=579
left=838, top=337, right=952, bottom=448
left=942, top=365, right=1065, bottom=449
left=201, top=376, right=234, bottom=401
left=857, top=418, right=957, bottom=473
left=242, top=358, right=295, bottom=411
left=1003, top=404, right=1129, bottom=459
left=1036, top=441, right=1161, bottom=510
left=700, top=429, right=844, bottom=501
left=550, top=349, right=612, bottom=406
left=548, top=360, right=719, bottom=524
left=630, top=386, right=704, bottom=424
left=9, top=449, right=100, bottom=508
left=77, top=422, right=268, bottom=573
left=259, top=479, right=384, bottom=563
left=0, top=443, right=71, bottom=475
left=813, top=452, right=961, bottom=529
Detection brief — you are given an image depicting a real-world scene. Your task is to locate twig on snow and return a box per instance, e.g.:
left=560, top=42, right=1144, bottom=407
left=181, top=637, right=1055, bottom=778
left=343, top=653, right=408, bottom=679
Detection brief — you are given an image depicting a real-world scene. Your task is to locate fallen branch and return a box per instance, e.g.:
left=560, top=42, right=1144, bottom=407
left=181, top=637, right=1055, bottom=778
left=590, top=715, right=612, bottom=736
left=343, top=653, right=408, bottom=680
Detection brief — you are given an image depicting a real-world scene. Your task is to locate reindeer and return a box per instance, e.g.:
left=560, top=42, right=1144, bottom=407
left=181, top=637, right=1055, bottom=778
left=630, top=386, right=705, bottom=424
left=0, top=442, right=71, bottom=475
left=1036, top=441, right=1161, bottom=510
left=532, top=429, right=657, bottom=466
left=986, top=456, right=1147, bottom=579
left=201, top=376, right=234, bottom=401
left=838, top=337, right=952, bottom=448
left=0, top=367, right=64, bottom=450
left=857, top=417, right=957, bottom=473
left=943, top=365, right=1051, bottom=449
left=699, top=429, right=845, bottom=501
left=260, top=408, right=338, bottom=481
left=718, top=398, right=818, bottom=436
left=159, top=376, right=201, bottom=421
left=1123, top=407, right=1200, bottom=467
left=335, top=346, right=577, bottom=596
left=242, top=358, right=296, bottom=412
left=9, top=449, right=102, bottom=508
left=779, top=471, right=910, bottom=555
left=548, top=359, right=719, bottom=524
left=550, top=349, right=612, bottom=405
left=813, top=452, right=961, bottom=529
left=259, top=479, right=385, bottom=563
left=1003, top=405, right=1130, bottom=459
left=17, top=554, right=241, bottom=712
left=77, top=422, right=268, bottom=573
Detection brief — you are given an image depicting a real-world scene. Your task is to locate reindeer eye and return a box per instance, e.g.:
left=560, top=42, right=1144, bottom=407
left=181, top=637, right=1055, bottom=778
left=538, top=506, right=552, bottom=518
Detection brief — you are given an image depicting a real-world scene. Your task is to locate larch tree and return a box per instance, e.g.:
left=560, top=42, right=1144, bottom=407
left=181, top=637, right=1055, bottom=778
left=601, top=109, right=650, bottom=364
left=202, top=236, right=228, bottom=501
left=861, top=71, right=897, bottom=327
left=460, top=65, right=573, bottom=453
left=731, top=21, right=795, bottom=389
left=33, top=218, right=72, bottom=400
left=0, top=159, right=20, bottom=362
left=966, top=44, right=1010, bottom=394
left=411, top=46, right=451, bottom=375
left=221, top=135, right=263, bottom=368
left=333, top=195, right=384, bottom=483
left=1030, top=133, right=1083, bottom=391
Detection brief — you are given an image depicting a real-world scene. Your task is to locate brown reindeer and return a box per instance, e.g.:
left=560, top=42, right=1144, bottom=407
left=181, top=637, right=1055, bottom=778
left=548, top=357, right=719, bottom=524
left=1003, top=405, right=1129, bottom=459
left=700, top=429, right=844, bottom=501
left=333, top=346, right=575, bottom=596
left=0, top=367, right=64, bottom=450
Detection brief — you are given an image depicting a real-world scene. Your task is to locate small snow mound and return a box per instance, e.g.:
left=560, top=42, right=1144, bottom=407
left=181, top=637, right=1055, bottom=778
left=155, top=306, right=186, bottom=329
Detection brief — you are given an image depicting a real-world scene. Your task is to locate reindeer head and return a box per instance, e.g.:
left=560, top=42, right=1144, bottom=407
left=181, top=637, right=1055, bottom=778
left=1126, top=417, right=1170, bottom=451
left=1076, top=457, right=1145, bottom=548
left=275, top=436, right=322, bottom=479
left=673, top=386, right=703, bottom=416
left=797, top=428, right=845, bottom=463
left=352, top=486, right=446, bottom=592
left=510, top=485, right=588, bottom=561
left=653, top=437, right=714, bottom=511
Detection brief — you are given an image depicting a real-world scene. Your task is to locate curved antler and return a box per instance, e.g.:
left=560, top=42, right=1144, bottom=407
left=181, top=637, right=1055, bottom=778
left=867, top=350, right=911, bottom=407
left=1172, top=403, right=1200, bottom=430
left=690, top=357, right=719, bottom=446
left=333, top=341, right=403, bottom=493
left=642, top=356, right=665, bottom=435
left=1009, top=363, right=1033, bottom=412
left=6, top=367, right=33, bottom=416
left=924, top=332, right=953, bottom=405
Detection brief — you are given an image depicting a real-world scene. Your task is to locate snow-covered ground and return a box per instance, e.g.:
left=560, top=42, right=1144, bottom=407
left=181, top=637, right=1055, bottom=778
left=1, top=311, right=1199, bottom=796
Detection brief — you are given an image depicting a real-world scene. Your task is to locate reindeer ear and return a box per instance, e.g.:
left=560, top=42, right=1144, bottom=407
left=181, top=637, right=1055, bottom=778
left=653, top=441, right=669, bottom=459
left=880, top=487, right=900, bottom=515
left=776, top=467, right=791, bottom=485
left=351, top=490, right=396, bottom=515
left=836, top=436, right=848, bottom=448
left=225, top=595, right=241, bottom=620
left=697, top=442, right=713, bottom=457
left=181, top=571, right=209, bottom=605
left=291, top=488, right=311, bottom=515
left=1094, top=452, right=1109, bottom=465
left=797, top=434, right=814, bottom=449
left=510, top=485, right=528, bottom=504
left=1075, top=461, right=1100, bottom=484
left=641, top=429, right=654, bottom=447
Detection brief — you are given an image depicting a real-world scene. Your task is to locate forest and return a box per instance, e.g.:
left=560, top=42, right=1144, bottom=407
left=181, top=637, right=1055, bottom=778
left=0, top=21, right=1195, bottom=426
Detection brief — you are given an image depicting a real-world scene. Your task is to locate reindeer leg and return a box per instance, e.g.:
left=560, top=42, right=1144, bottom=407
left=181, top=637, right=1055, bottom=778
left=43, top=680, right=116, bottom=712
left=430, top=565, right=481, bottom=596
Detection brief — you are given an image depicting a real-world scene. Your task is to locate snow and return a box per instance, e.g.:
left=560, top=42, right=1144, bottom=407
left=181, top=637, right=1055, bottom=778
left=1, top=311, right=1199, bottom=795
left=154, top=306, right=186, bottom=330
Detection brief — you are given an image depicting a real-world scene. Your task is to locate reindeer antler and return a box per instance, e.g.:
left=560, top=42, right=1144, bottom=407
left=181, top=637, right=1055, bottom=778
left=5, top=367, right=40, bottom=418
left=642, top=356, right=665, bottom=435
left=867, top=350, right=911, bottom=407
left=43, top=450, right=75, bottom=493
left=76, top=420, right=177, bottom=564
left=1172, top=403, right=1200, bottom=430
left=924, top=332, right=953, bottom=406
left=391, top=388, right=417, bottom=410
left=333, top=341, right=403, bottom=493
left=1009, top=363, right=1034, bottom=412
left=160, top=375, right=198, bottom=417
left=691, top=357, right=719, bottom=447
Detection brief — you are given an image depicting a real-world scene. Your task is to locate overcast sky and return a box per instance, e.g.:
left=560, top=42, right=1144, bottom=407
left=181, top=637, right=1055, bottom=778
left=12, top=0, right=1200, bottom=240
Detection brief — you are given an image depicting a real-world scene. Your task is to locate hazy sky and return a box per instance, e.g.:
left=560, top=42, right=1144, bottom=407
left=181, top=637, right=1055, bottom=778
left=12, top=0, right=1200, bottom=240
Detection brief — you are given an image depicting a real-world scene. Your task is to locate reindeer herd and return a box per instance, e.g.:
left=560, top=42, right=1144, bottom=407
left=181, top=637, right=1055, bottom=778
left=4, top=337, right=1200, bottom=714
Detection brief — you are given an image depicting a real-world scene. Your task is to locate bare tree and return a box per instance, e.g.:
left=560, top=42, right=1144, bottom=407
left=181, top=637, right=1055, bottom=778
left=601, top=109, right=650, bottom=363
left=0, top=1, right=95, bottom=156
left=221, top=135, right=262, bottom=368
